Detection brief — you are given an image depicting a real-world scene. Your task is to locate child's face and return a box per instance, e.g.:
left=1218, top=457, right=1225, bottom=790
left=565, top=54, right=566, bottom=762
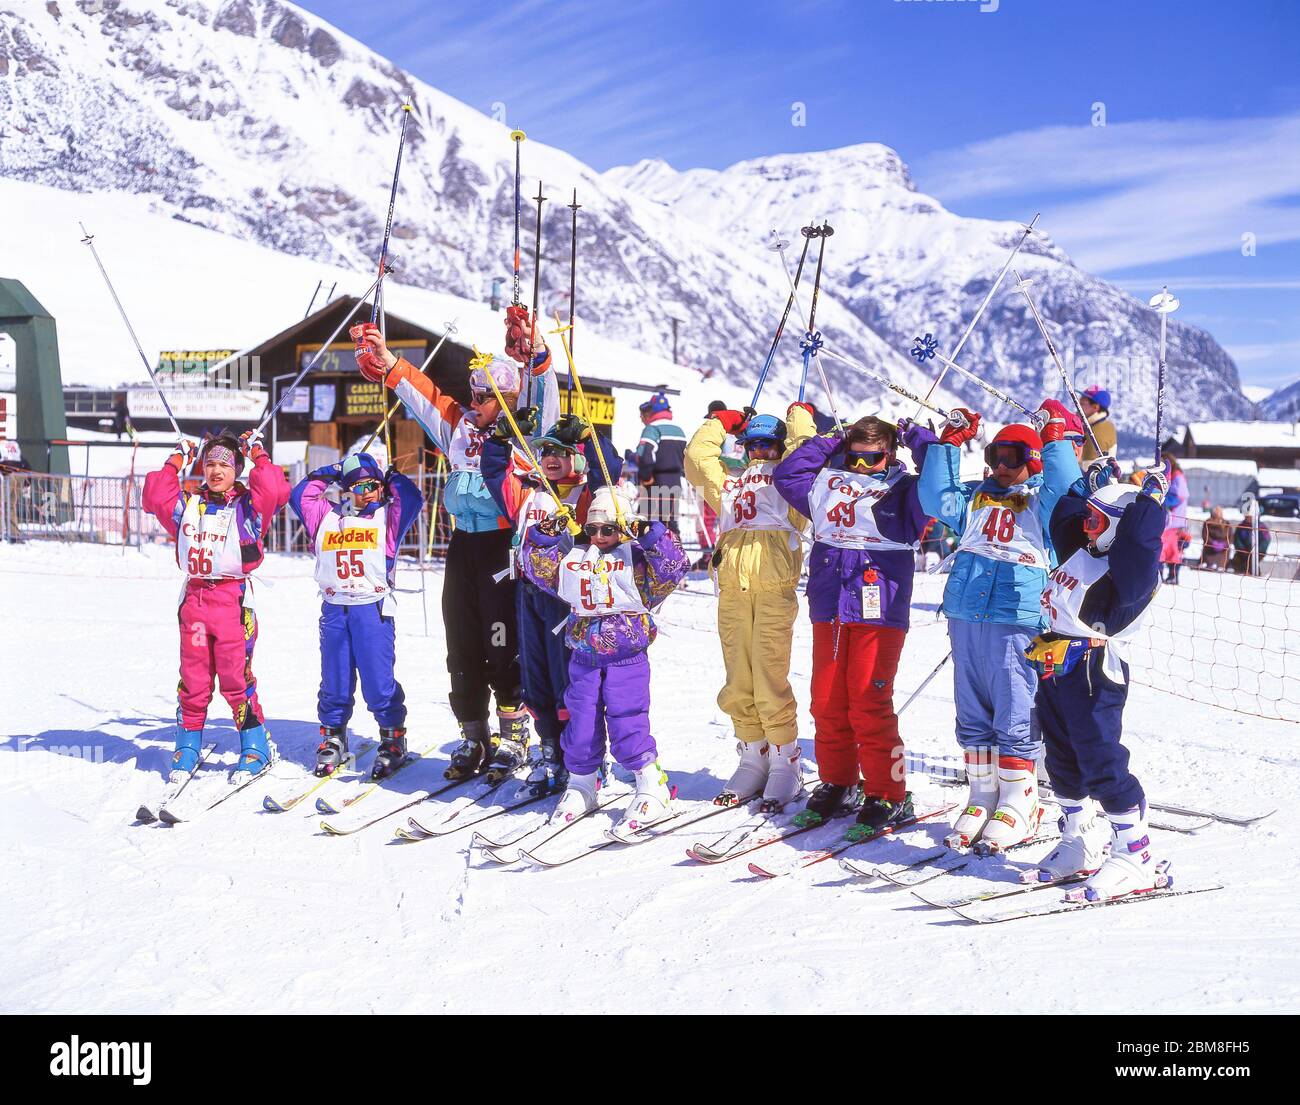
left=989, top=446, right=1028, bottom=488
left=204, top=459, right=236, bottom=494
left=585, top=522, right=622, bottom=551
left=349, top=480, right=383, bottom=509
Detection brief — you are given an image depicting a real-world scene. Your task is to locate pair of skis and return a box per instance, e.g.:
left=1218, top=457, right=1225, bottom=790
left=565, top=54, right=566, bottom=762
left=261, top=740, right=377, bottom=813
left=135, top=741, right=278, bottom=825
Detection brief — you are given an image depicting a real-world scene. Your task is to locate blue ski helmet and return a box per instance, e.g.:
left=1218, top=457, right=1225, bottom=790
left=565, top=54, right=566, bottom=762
left=738, top=414, right=787, bottom=452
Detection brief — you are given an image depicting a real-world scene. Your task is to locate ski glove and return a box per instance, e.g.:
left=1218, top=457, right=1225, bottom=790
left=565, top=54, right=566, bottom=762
left=710, top=409, right=748, bottom=435
left=240, top=428, right=265, bottom=460
left=489, top=412, right=515, bottom=445
left=1084, top=455, right=1121, bottom=493
left=550, top=413, right=588, bottom=446
left=1140, top=468, right=1169, bottom=504
left=308, top=462, right=344, bottom=484
left=169, top=439, right=198, bottom=470
left=787, top=401, right=816, bottom=421
left=1032, top=399, right=1072, bottom=443
left=504, top=306, right=539, bottom=363
left=939, top=408, right=980, bottom=447
left=514, top=405, right=539, bottom=438
left=351, top=323, right=389, bottom=383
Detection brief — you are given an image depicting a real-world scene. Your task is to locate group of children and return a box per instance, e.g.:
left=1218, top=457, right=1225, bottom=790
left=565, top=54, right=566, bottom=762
left=143, top=313, right=1172, bottom=900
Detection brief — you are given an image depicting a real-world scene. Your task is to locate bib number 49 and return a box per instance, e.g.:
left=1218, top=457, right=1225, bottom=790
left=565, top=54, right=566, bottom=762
left=981, top=507, right=1016, bottom=543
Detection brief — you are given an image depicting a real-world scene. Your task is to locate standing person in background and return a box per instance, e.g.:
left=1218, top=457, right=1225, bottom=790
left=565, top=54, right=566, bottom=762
left=1079, top=386, right=1117, bottom=462
left=1158, top=452, right=1189, bottom=585
left=1232, top=510, right=1271, bottom=574
left=1200, top=506, right=1231, bottom=571
left=635, top=392, right=688, bottom=536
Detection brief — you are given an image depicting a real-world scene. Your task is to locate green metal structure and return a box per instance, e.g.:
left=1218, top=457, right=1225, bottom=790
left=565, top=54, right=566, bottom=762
left=0, top=278, right=69, bottom=474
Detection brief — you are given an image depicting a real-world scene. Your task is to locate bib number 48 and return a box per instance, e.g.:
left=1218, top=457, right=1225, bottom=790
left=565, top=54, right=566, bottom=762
left=981, top=507, right=1016, bottom=543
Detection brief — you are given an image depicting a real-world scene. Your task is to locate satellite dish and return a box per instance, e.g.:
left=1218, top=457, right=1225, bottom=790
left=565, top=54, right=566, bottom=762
left=1149, top=290, right=1180, bottom=314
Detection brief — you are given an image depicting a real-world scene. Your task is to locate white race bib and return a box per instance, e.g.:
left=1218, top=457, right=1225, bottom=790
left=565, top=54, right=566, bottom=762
left=807, top=466, right=915, bottom=550
left=1040, top=547, right=1153, bottom=682
left=448, top=419, right=488, bottom=473
left=956, top=487, right=1049, bottom=569
left=556, top=542, right=648, bottom=617
left=314, top=506, right=389, bottom=605
left=177, top=496, right=245, bottom=582
left=719, top=462, right=794, bottom=535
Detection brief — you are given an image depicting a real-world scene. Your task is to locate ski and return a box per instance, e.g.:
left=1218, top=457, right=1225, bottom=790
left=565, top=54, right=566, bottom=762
left=686, top=811, right=822, bottom=865
left=746, top=803, right=957, bottom=879
left=865, top=832, right=1059, bottom=887
left=475, top=789, right=628, bottom=865
left=315, top=742, right=442, bottom=815
left=399, top=779, right=556, bottom=840
left=948, top=882, right=1224, bottom=924
left=262, top=740, right=376, bottom=813
left=913, top=869, right=1088, bottom=910
left=521, top=796, right=682, bottom=867
left=135, top=741, right=218, bottom=823
left=319, top=774, right=476, bottom=837
left=159, top=753, right=279, bottom=824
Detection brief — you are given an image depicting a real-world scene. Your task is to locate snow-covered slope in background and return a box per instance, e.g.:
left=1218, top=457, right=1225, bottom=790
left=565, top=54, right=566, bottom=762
left=0, top=0, right=1251, bottom=442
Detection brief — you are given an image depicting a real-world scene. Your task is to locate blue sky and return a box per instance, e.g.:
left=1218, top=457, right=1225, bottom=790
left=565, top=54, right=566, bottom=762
left=304, top=0, right=1300, bottom=392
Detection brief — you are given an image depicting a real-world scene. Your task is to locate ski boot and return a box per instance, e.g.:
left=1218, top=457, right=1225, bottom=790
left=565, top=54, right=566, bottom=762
left=714, top=739, right=768, bottom=806
left=232, top=724, right=275, bottom=779
left=444, top=719, right=492, bottom=781
left=1028, top=797, right=1110, bottom=883
left=550, top=769, right=601, bottom=825
left=1067, top=804, right=1171, bottom=902
left=371, top=727, right=408, bottom=781
left=943, top=748, right=997, bottom=850
left=846, top=792, right=914, bottom=843
left=485, top=706, right=531, bottom=785
left=314, top=726, right=348, bottom=778
left=170, top=726, right=203, bottom=782
left=794, top=781, right=862, bottom=827
left=974, top=755, right=1042, bottom=854
left=523, top=738, right=569, bottom=798
left=759, top=740, right=803, bottom=813
left=613, top=760, right=673, bottom=836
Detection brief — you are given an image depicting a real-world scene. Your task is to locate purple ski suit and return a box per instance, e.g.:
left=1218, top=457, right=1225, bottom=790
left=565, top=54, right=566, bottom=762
left=521, top=522, right=688, bottom=775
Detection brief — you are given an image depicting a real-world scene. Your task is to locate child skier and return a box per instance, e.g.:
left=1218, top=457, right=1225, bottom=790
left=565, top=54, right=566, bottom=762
left=142, top=431, right=290, bottom=779
left=918, top=401, right=1080, bottom=852
left=520, top=485, right=689, bottom=835
left=352, top=321, right=557, bottom=781
left=482, top=413, right=622, bottom=796
left=1026, top=467, right=1171, bottom=901
left=289, top=453, right=424, bottom=780
left=772, top=411, right=938, bottom=830
left=683, top=403, right=816, bottom=810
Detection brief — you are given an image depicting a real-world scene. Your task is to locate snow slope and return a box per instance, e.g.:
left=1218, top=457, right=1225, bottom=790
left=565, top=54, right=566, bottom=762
left=1, top=541, right=1295, bottom=1014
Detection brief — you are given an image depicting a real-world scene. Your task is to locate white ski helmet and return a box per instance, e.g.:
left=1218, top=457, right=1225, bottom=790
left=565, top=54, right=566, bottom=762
left=585, top=485, right=638, bottom=529
left=1084, top=483, right=1140, bottom=553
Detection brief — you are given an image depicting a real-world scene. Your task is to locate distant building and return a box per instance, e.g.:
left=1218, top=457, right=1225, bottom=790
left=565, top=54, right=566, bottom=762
left=1181, top=422, right=1300, bottom=470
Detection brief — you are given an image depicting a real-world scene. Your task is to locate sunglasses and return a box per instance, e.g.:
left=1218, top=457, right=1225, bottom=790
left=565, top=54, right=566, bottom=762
left=583, top=523, right=620, bottom=538
left=350, top=479, right=382, bottom=496
left=470, top=389, right=492, bottom=405
left=846, top=451, right=887, bottom=471
left=744, top=437, right=780, bottom=452
left=540, top=445, right=574, bottom=459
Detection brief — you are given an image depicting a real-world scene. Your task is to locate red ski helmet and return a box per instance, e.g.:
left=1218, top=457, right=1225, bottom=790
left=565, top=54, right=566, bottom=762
left=984, top=424, right=1043, bottom=475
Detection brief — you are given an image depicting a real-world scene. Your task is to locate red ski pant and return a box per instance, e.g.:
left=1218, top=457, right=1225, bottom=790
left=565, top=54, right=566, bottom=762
left=810, top=622, right=906, bottom=800
left=177, top=579, right=264, bottom=732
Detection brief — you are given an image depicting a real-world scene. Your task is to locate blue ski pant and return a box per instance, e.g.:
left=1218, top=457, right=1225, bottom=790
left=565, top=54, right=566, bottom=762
left=317, top=601, right=406, bottom=729
left=947, top=619, right=1040, bottom=761
left=1037, top=649, right=1144, bottom=814
left=518, top=581, right=571, bottom=749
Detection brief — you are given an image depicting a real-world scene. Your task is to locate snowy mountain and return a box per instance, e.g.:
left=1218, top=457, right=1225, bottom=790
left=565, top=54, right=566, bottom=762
left=0, top=0, right=1251, bottom=441
left=1258, top=379, right=1300, bottom=421
left=605, top=150, right=1255, bottom=447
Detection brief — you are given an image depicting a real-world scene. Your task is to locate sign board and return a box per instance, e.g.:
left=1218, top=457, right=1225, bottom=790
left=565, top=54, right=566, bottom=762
left=558, top=390, right=615, bottom=425
left=126, top=387, right=267, bottom=421
left=312, top=383, right=336, bottom=422
left=281, top=387, right=310, bottom=415
left=343, top=380, right=386, bottom=418
left=156, top=349, right=237, bottom=375
left=300, top=347, right=353, bottom=376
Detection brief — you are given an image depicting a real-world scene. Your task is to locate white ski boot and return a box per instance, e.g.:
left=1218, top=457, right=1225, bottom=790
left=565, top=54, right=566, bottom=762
left=943, top=748, right=998, bottom=850
left=975, top=755, right=1042, bottom=853
left=612, top=760, right=673, bottom=838
left=550, top=770, right=601, bottom=825
left=760, top=740, right=804, bottom=813
left=1067, top=805, right=1171, bottom=902
left=1028, top=797, right=1110, bottom=882
left=714, top=739, right=768, bottom=806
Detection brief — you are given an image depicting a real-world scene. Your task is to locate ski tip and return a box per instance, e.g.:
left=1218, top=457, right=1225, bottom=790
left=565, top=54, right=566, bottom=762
left=320, top=821, right=343, bottom=836
left=134, top=807, right=156, bottom=824
left=262, top=796, right=283, bottom=813
left=746, top=862, right=776, bottom=878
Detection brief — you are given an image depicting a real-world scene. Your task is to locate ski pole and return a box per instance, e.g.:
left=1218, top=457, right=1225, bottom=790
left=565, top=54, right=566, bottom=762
left=1149, top=286, right=1180, bottom=467
left=474, top=348, right=582, bottom=536
left=751, top=228, right=813, bottom=410
left=567, top=189, right=581, bottom=409
left=914, top=341, right=1034, bottom=417
left=257, top=274, right=382, bottom=434
left=897, top=651, right=951, bottom=717
left=816, top=343, right=963, bottom=426
left=426, top=452, right=447, bottom=560
left=917, top=213, right=1040, bottom=415
left=525, top=179, right=546, bottom=409
left=361, top=319, right=459, bottom=455
left=372, top=103, right=413, bottom=326
left=304, top=279, right=323, bottom=319
left=510, top=130, right=526, bottom=306
left=1011, top=269, right=1103, bottom=458
left=798, top=223, right=831, bottom=404
left=80, top=223, right=184, bottom=442
left=550, top=314, right=625, bottom=530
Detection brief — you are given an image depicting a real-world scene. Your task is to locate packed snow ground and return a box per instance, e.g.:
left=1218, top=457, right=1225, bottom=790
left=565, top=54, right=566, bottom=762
left=1, top=541, right=1296, bottom=1014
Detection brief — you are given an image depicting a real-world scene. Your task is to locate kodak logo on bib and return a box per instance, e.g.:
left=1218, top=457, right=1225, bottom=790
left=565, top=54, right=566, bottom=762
left=322, top=528, right=380, bottom=550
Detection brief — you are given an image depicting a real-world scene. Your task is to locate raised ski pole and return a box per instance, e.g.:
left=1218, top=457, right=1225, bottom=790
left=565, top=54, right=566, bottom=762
left=257, top=274, right=383, bottom=435
left=566, top=188, right=581, bottom=408
left=1149, top=286, right=1180, bottom=467
left=751, top=228, right=813, bottom=410
left=475, top=348, right=582, bottom=536
left=798, top=223, right=830, bottom=403
left=525, top=178, right=546, bottom=409
left=361, top=318, right=459, bottom=453
left=908, top=335, right=1034, bottom=417
left=917, top=213, right=1040, bottom=416
left=897, top=651, right=951, bottom=717
left=550, top=314, right=625, bottom=530
left=1011, top=269, right=1104, bottom=458
left=80, top=223, right=184, bottom=442
left=304, top=279, right=323, bottom=318
left=510, top=130, right=526, bottom=307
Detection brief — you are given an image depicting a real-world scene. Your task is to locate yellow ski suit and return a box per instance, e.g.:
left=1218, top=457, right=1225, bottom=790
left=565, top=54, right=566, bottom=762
left=684, top=407, right=814, bottom=746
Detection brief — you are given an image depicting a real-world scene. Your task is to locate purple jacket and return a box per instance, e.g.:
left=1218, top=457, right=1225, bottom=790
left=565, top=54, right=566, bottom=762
left=773, top=424, right=936, bottom=629
left=290, top=468, right=424, bottom=577
left=521, top=522, right=689, bottom=667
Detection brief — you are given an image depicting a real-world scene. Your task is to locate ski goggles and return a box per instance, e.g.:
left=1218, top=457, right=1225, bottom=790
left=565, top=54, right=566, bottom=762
left=469, top=388, right=493, bottom=405
left=1064, top=432, right=1086, bottom=448
left=583, top=523, right=620, bottom=538
left=845, top=450, right=888, bottom=472
left=540, top=444, right=575, bottom=458
left=350, top=479, right=383, bottom=496
left=742, top=436, right=781, bottom=453
left=984, top=442, right=1035, bottom=470
left=1082, top=505, right=1108, bottom=539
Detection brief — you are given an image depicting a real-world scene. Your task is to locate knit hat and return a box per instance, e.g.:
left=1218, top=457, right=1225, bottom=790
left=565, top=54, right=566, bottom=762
left=340, top=452, right=384, bottom=489
left=469, top=355, right=521, bottom=397
left=639, top=392, right=671, bottom=416
left=585, top=486, right=638, bottom=528
left=985, top=424, right=1043, bottom=475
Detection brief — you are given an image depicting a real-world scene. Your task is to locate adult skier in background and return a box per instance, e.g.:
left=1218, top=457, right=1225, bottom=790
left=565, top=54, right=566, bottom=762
left=773, top=411, right=938, bottom=831
left=635, top=392, right=687, bottom=536
left=1026, top=466, right=1171, bottom=901
left=289, top=453, right=423, bottom=780
left=918, top=400, right=1080, bottom=853
left=684, top=403, right=816, bottom=810
left=143, top=431, right=290, bottom=780
left=352, top=318, right=557, bottom=781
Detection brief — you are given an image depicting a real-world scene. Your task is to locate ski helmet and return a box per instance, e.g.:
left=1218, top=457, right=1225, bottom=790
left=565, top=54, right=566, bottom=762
left=738, top=414, right=787, bottom=452
left=340, top=451, right=384, bottom=490
left=984, top=424, right=1043, bottom=475
left=1083, top=483, right=1139, bottom=554
left=585, top=485, right=638, bottom=529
